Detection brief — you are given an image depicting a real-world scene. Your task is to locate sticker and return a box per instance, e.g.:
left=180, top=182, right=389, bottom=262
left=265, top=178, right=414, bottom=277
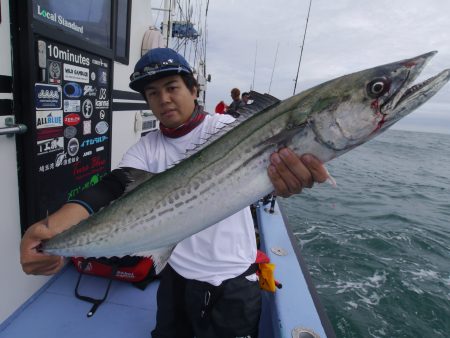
left=67, top=138, right=80, bottom=156
left=73, top=161, right=90, bottom=176
left=83, top=120, right=92, bottom=135
left=92, top=58, right=108, bottom=68
left=80, top=136, right=108, bottom=147
left=97, top=68, right=107, bottom=85
left=36, top=127, right=64, bottom=141
left=82, top=150, right=92, bottom=157
left=99, top=110, right=106, bottom=120
left=95, top=121, right=109, bottom=134
left=91, top=156, right=106, bottom=168
left=64, top=126, right=77, bottom=139
left=48, top=61, right=62, bottom=84
left=64, top=100, right=81, bottom=113
left=83, top=85, right=97, bottom=97
left=64, top=113, right=81, bottom=126
left=96, top=146, right=104, bottom=153
left=82, top=99, right=94, bottom=118
left=98, top=88, right=107, bottom=100
left=37, top=137, right=64, bottom=156
left=55, top=152, right=67, bottom=167
left=35, top=84, right=62, bottom=110
left=63, top=82, right=82, bottom=98
left=63, top=63, right=89, bottom=83
left=36, top=110, right=63, bottom=129
left=95, top=99, right=109, bottom=109
left=90, top=71, right=96, bottom=81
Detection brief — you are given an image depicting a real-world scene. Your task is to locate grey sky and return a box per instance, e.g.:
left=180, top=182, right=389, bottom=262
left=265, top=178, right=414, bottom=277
left=202, top=0, right=450, bottom=134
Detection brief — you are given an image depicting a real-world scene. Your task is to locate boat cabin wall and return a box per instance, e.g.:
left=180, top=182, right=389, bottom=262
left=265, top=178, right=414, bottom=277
left=111, top=0, right=158, bottom=169
left=0, top=0, right=158, bottom=324
left=0, top=0, right=51, bottom=324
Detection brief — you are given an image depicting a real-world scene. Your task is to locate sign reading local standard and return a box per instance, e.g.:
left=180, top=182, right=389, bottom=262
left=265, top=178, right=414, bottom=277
left=36, top=4, right=84, bottom=34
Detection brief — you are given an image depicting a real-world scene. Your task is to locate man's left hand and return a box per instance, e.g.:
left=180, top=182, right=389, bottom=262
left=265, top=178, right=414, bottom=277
left=268, top=148, right=328, bottom=198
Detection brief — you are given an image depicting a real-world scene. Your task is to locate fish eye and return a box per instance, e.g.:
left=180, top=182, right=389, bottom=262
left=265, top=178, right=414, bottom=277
left=367, top=78, right=391, bottom=98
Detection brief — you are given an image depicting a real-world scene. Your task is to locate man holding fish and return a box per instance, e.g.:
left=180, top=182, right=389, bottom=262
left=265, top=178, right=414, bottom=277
left=20, top=48, right=328, bottom=337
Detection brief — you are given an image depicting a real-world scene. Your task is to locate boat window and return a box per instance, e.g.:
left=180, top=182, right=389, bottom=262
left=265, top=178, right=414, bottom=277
left=32, top=0, right=112, bottom=49
left=115, top=0, right=131, bottom=64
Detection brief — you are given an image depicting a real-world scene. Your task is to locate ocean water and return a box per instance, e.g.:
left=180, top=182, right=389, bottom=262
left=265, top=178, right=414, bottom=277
left=279, top=129, right=450, bottom=338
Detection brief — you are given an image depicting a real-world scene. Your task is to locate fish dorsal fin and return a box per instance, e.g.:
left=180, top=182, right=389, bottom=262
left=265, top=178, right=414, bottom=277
left=171, top=91, right=281, bottom=164
left=120, top=167, right=155, bottom=194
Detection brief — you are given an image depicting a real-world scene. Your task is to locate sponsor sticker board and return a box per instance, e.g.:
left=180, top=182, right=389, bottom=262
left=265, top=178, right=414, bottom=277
left=33, top=39, right=111, bottom=217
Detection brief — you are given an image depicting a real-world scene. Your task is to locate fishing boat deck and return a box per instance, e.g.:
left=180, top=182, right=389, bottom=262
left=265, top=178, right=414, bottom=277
left=0, top=265, right=159, bottom=338
left=0, top=201, right=334, bottom=338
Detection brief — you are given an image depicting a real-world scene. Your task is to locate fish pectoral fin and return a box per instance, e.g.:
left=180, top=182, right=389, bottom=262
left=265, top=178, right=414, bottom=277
left=133, top=245, right=175, bottom=275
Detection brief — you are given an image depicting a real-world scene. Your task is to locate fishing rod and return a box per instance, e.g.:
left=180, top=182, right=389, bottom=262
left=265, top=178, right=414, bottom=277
left=251, top=41, right=258, bottom=90
left=268, top=42, right=280, bottom=94
left=293, top=0, right=312, bottom=95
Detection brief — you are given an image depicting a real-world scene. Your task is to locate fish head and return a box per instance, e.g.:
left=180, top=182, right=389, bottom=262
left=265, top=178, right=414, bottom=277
left=305, top=51, right=450, bottom=152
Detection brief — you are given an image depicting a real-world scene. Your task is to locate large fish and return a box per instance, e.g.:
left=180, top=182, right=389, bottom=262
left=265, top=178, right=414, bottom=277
left=43, top=51, right=450, bottom=271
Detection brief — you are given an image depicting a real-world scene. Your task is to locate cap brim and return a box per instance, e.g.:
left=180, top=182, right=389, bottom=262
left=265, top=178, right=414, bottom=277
left=129, top=67, right=192, bottom=92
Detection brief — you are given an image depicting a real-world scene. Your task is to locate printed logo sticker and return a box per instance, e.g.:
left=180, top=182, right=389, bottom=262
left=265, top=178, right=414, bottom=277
left=92, top=58, right=108, bottom=68
left=95, top=121, right=109, bottom=135
left=83, top=120, right=92, bottom=135
left=55, top=152, right=67, bottom=168
left=48, top=61, right=62, bottom=84
left=95, top=99, right=109, bottom=109
left=64, top=126, right=77, bottom=139
left=81, top=136, right=108, bottom=147
left=64, top=113, right=81, bottom=126
left=36, top=127, right=64, bottom=141
left=63, top=63, right=89, bottom=83
left=82, top=99, right=94, bottom=118
left=83, top=85, right=97, bottom=97
left=64, top=100, right=81, bottom=113
left=99, top=110, right=106, bottom=120
left=67, top=138, right=80, bottom=156
left=35, top=84, right=62, bottom=110
left=97, top=68, right=108, bottom=85
left=63, top=82, right=83, bottom=98
left=98, top=88, right=107, bottom=100
left=36, top=110, right=63, bottom=129
left=37, top=137, right=64, bottom=156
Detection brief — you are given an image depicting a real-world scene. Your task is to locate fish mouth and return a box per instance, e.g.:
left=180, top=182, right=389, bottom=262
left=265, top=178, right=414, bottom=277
left=394, top=69, right=450, bottom=108
left=380, top=51, right=437, bottom=113
left=377, top=51, right=450, bottom=130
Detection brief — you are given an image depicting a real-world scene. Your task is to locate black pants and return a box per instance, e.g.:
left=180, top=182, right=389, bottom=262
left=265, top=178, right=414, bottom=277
left=151, top=264, right=261, bottom=338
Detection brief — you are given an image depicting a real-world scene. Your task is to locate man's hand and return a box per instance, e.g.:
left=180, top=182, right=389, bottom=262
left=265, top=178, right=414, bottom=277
left=20, top=222, right=65, bottom=275
left=268, top=148, right=328, bottom=197
left=20, top=203, right=90, bottom=276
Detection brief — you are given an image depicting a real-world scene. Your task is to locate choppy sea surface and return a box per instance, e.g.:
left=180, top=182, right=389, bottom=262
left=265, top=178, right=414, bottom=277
left=279, top=129, right=450, bottom=338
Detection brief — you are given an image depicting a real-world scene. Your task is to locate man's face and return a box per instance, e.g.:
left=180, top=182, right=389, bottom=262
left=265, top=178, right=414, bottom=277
left=144, top=75, right=197, bottom=128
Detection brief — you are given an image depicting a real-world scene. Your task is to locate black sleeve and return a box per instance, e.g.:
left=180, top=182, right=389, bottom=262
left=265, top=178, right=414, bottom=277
left=67, top=167, right=133, bottom=214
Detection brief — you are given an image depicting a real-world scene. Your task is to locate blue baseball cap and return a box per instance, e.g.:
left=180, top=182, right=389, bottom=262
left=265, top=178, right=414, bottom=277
left=129, top=48, right=193, bottom=92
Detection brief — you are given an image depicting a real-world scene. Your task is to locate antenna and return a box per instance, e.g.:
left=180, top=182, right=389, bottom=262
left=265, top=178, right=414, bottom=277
left=251, top=40, right=258, bottom=90
left=293, top=0, right=313, bottom=95
left=268, top=42, right=280, bottom=94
